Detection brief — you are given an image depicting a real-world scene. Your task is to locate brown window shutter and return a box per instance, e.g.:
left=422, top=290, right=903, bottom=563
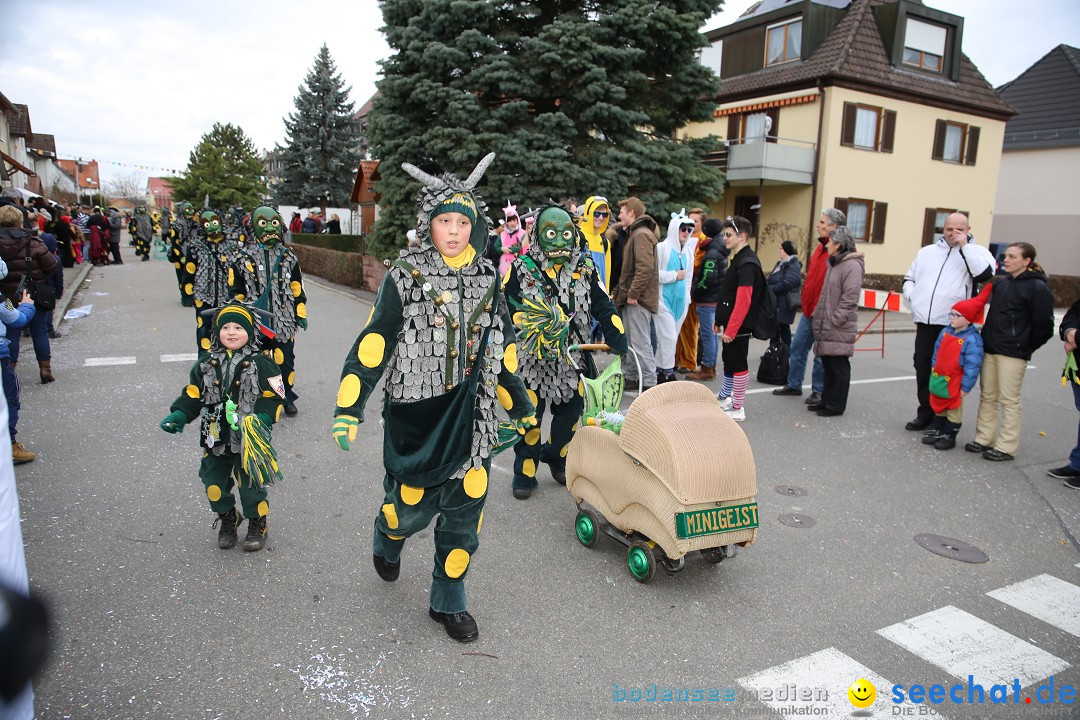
left=766, top=107, right=780, bottom=144
left=727, top=114, right=741, bottom=142
left=932, top=119, right=946, bottom=161
left=922, top=208, right=937, bottom=246
left=841, top=103, right=856, bottom=147
left=871, top=202, right=888, bottom=244
left=965, top=126, right=980, bottom=165
left=881, top=110, right=896, bottom=153
left=834, top=197, right=849, bottom=217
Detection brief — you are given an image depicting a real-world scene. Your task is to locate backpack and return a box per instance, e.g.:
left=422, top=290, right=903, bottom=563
left=756, top=338, right=789, bottom=385
left=751, top=264, right=778, bottom=340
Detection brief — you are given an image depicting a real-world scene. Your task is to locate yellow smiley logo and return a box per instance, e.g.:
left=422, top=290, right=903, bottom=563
left=848, top=678, right=876, bottom=709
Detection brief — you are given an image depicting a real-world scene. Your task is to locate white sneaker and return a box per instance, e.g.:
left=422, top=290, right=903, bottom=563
left=717, top=395, right=733, bottom=410
left=725, top=406, right=746, bottom=422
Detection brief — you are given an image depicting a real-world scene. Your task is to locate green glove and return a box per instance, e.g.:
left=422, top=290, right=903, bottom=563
left=297, top=317, right=308, bottom=330
left=160, top=410, right=187, bottom=434
left=332, top=415, right=359, bottom=451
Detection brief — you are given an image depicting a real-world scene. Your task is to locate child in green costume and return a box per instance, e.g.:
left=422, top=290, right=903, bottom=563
left=161, top=300, right=286, bottom=552
left=332, top=153, right=535, bottom=643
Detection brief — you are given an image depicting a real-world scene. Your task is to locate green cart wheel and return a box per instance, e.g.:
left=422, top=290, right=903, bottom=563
left=575, top=509, right=601, bottom=548
left=627, top=540, right=656, bottom=583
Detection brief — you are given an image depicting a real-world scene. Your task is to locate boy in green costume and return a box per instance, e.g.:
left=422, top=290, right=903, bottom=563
left=161, top=300, right=286, bottom=552
left=332, top=153, right=535, bottom=643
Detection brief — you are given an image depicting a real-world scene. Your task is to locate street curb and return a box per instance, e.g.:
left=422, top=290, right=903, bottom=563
left=53, top=262, right=93, bottom=332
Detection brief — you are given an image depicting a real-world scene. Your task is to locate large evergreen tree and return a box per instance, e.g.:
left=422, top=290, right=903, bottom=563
left=366, top=0, right=725, bottom=257
left=169, top=122, right=266, bottom=209
left=276, top=45, right=362, bottom=208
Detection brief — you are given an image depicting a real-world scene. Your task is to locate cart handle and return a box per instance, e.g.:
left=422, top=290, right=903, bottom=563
left=569, top=343, right=611, bottom=352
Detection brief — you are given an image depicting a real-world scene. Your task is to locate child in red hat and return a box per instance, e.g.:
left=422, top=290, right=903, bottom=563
left=922, top=294, right=987, bottom=449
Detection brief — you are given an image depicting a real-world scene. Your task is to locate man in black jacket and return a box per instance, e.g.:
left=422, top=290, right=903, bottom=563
left=687, top=219, right=728, bottom=381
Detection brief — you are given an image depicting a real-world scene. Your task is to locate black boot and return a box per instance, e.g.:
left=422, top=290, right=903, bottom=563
left=373, top=553, right=400, bottom=582
left=539, top=444, right=566, bottom=485
left=934, top=422, right=960, bottom=450
left=429, top=607, right=479, bottom=643
left=213, top=508, right=239, bottom=549
left=243, top=515, right=268, bottom=552
left=921, top=416, right=946, bottom=445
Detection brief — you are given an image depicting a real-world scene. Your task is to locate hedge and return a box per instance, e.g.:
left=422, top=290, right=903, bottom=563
left=289, top=233, right=366, bottom=255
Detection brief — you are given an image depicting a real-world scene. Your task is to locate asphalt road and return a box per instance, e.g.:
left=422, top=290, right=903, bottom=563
left=13, top=245, right=1080, bottom=719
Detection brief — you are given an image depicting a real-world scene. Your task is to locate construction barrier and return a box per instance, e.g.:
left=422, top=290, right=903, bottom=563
left=854, top=289, right=903, bottom=358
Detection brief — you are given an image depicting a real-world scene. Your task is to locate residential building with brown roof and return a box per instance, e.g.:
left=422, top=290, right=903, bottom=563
left=684, top=0, right=1014, bottom=281
left=992, top=44, right=1080, bottom=278
left=1, top=102, right=38, bottom=189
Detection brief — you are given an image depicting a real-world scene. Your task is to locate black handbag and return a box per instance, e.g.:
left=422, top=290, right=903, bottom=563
left=17, top=239, right=56, bottom=312
left=757, top=339, right=790, bottom=385
left=382, top=325, right=491, bottom=487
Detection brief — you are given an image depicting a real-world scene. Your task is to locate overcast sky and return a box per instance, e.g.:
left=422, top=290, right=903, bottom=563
left=2, top=0, right=1077, bottom=189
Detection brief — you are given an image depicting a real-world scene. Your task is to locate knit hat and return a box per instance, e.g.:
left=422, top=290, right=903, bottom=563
left=952, top=295, right=986, bottom=324
left=430, top=191, right=479, bottom=226
left=781, top=240, right=797, bottom=257
left=213, top=302, right=255, bottom=336
left=702, top=218, right=723, bottom=239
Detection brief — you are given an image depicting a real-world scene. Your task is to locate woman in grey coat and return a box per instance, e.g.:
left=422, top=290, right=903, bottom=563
left=811, top=227, right=864, bottom=417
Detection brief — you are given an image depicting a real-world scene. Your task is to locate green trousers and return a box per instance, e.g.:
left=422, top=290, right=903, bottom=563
left=372, top=458, right=490, bottom=614
left=512, top=393, right=582, bottom=491
left=200, top=451, right=268, bottom=519
left=265, top=338, right=297, bottom=403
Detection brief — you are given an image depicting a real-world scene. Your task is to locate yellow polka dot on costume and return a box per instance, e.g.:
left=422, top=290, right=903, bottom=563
left=496, top=385, right=513, bottom=410
left=545, top=267, right=557, bottom=279
left=262, top=390, right=276, bottom=398
left=560, top=444, right=570, bottom=458
left=503, top=343, right=519, bottom=373
left=194, top=299, right=203, bottom=308
left=227, top=268, right=234, bottom=286
left=275, top=405, right=283, bottom=422
left=572, top=421, right=580, bottom=432
left=463, top=466, right=488, bottom=498
left=385, top=533, right=404, bottom=541
left=611, top=314, right=624, bottom=333
left=381, top=503, right=399, bottom=529
left=336, top=374, right=362, bottom=407
left=526, top=388, right=538, bottom=406
left=197, top=316, right=203, bottom=328
left=185, top=384, right=200, bottom=399
left=512, top=311, right=524, bottom=326
left=200, top=337, right=211, bottom=351
left=236, top=294, right=245, bottom=302
left=206, top=485, right=222, bottom=501
left=290, top=280, right=302, bottom=297
left=185, top=262, right=195, bottom=274
left=257, top=500, right=269, bottom=517
left=578, top=378, right=585, bottom=396
left=444, top=548, right=471, bottom=578
left=296, top=302, right=307, bottom=319
left=357, top=333, right=386, bottom=368
left=524, top=428, right=541, bottom=445
left=287, top=371, right=295, bottom=386
left=400, top=484, right=424, bottom=505
left=184, top=283, right=194, bottom=295
left=364, top=306, right=375, bottom=327
left=273, top=348, right=284, bottom=365
left=522, top=459, right=536, bottom=477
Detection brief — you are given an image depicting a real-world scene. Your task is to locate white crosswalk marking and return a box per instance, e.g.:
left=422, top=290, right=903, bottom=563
left=877, top=605, right=1070, bottom=688
left=160, top=353, right=198, bottom=363
left=988, top=574, right=1080, bottom=638
left=735, top=647, right=944, bottom=718
left=84, top=356, right=136, bottom=366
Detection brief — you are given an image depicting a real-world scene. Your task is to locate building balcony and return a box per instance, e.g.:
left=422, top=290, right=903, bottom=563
left=725, top=136, right=816, bottom=185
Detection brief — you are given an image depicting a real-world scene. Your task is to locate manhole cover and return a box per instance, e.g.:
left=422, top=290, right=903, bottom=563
left=774, top=485, right=808, bottom=497
left=914, top=534, right=989, bottom=564
left=778, top=513, right=816, bottom=528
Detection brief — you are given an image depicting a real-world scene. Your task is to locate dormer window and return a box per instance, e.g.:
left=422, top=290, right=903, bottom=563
left=903, top=18, right=946, bottom=73
left=765, top=18, right=802, bottom=66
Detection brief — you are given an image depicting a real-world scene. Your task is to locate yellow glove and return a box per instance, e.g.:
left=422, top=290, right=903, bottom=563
left=332, top=415, right=359, bottom=451
left=512, top=414, right=538, bottom=435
